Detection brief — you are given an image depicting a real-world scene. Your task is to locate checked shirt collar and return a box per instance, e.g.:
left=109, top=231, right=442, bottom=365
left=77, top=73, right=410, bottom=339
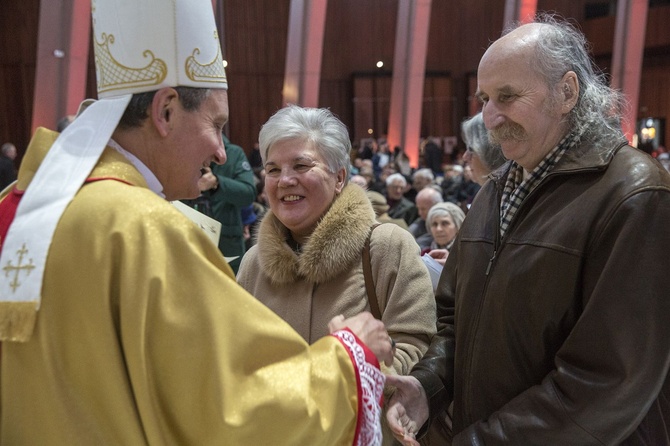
left=499, top=131, right=582, bottom=238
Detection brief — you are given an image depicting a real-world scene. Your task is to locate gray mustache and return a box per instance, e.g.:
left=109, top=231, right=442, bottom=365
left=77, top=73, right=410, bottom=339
left=489, top=123, right=527, bottom=144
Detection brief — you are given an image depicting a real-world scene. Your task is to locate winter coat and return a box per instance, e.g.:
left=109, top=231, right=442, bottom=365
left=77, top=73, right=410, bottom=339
left=238, top=184, right=437, bottom=375
left=387, top=196, right=418, bottom=226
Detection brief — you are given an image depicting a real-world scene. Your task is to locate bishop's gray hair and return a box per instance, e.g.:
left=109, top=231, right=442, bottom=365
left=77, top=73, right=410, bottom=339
left=118, top=87, right=212, bottom=129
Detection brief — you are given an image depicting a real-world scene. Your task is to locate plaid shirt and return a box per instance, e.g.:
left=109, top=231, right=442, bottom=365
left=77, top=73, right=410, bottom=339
left=499, top=132, right=582, bottom=238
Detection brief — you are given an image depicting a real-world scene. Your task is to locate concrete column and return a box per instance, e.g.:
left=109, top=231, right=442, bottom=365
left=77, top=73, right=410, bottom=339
left=31, top=0, right=91, bottom=133
left=503, top=0, right=537, bottom=29
left=282, top=0, right=328, bottom=107
left=386, top=0, right=432, bottom=169
left=611, top=0, right=648, bottom=144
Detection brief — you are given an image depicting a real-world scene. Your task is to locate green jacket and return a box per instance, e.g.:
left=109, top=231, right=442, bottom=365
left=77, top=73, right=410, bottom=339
left=205, top=135, right=256, bottom=273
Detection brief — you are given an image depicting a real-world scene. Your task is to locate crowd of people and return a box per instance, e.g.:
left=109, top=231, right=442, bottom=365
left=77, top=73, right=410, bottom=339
left=2, top=2, right=670, bottom=445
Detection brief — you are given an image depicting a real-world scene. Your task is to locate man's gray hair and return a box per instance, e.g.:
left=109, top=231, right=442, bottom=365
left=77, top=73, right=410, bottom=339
left=386, top=172, right=407, bottom=187
left=412, top=168, right=435, bottom=182
left=506, top=14, right=626, bottom=146
left=258, top=105, right=351, bottom=180
left=416, top=186, right=443, bottom=205
left=1, top=143, right=15, bottom=157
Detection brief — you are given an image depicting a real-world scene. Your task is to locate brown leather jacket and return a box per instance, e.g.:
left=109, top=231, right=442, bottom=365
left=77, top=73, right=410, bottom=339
left=412, top=139, right=670, bottom=445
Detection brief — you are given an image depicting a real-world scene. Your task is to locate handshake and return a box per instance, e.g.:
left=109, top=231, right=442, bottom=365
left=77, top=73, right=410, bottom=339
left=328, top=312, right=428, bottom=446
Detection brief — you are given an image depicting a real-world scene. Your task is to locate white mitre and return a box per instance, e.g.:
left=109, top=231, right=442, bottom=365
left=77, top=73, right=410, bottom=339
left=0, top=0, right=228, bottom=342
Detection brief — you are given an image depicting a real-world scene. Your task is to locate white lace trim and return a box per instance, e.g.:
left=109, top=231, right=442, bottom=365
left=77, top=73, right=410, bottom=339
left=333, top=330, right=385, bottom=446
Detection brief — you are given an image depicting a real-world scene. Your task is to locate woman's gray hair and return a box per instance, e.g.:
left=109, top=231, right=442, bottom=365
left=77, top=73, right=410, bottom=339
left=505, top=14, right=627, bottom=146
left=461, top=112, right=507, bottom=171
left=425, top=202, right=466, bottom=233
left=258, top=105, right=351, bottom=179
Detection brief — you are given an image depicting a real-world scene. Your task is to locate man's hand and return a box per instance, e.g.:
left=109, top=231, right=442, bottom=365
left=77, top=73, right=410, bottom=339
left=198, top=166, right=218, bottom=192
left=328, top=312, right=394, bottom=367
left=428, top=248, right=449, bottom=266
left=385, top=374, right=429, bottom=445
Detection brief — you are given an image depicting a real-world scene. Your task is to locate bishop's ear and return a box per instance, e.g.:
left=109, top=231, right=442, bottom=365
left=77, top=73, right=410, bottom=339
left=151, top=87, right=179, bottom=137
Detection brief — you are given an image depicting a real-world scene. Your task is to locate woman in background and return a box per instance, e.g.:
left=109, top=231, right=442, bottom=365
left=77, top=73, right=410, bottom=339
left=421, top=202, right=466, bottom=266
left=461, top=112, right=508, bottom=186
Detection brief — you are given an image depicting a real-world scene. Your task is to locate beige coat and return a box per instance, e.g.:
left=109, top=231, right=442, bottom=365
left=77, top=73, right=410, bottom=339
left=238, top=184, right=437, bottom=375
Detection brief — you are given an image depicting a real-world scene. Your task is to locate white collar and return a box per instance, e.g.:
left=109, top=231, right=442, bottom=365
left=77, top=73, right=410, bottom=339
left=107, top=139, right=165, bottom=198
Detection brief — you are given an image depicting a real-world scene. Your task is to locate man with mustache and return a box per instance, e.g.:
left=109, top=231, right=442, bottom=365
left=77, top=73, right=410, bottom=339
left=386, top=14, right=670, bottom=445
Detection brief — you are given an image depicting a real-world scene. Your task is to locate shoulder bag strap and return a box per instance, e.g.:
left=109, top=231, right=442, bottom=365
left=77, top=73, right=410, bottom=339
left=363, top=223, right=382, bottom=319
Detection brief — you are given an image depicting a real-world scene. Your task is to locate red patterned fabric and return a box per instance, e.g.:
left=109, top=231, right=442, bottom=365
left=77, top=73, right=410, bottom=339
left=332, top=328, right=385, bottom=446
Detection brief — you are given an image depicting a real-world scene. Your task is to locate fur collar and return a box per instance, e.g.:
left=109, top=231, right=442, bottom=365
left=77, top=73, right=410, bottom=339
left=256, top=184, right=376, bottom=284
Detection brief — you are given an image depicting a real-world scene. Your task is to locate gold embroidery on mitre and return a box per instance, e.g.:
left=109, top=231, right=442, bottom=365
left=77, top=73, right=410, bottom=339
left=94, top=33, right=168, bottom=93
left=185, top=31, right=227, bottom=83
left=3, top=244, right=35, bottom=293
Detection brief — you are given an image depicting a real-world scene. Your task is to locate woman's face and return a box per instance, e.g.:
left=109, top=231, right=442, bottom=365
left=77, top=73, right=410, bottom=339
left=463, top=150, right=489, bottom=186
left=264, top=139, right=345, bottom=242
left=430, top=214, right=458, bottom=247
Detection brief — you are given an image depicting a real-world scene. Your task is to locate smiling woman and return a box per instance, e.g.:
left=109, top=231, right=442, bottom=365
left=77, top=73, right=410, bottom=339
left=237, top=105, right=438, bottom=446
left=263, top=138, right=345, bottom=242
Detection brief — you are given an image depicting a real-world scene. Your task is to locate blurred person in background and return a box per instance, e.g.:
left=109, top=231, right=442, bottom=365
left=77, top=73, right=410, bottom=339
left=461, top=112, right=507, bottom=186
left=0, top=142, right=17, bottom=190
left=367, top=190, right=409, bottom=231
left=197, top=135, right=255, bottom=274
left=385, top=172, right=417, bottom=225
left=406, top=168, right=435, bottom=203
left=420, top=202, right=466, bottom=264
left=408, top=187, right=444, bottom=250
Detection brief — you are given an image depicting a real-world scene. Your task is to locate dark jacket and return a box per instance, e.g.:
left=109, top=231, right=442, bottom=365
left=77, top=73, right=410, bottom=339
left=0, top=155, right=17, bottom=191
left=205, top=136, right=256, bottom=273
left=412, top=139, right=670, bottom=445
left=387, top=196, right=417, bottom=226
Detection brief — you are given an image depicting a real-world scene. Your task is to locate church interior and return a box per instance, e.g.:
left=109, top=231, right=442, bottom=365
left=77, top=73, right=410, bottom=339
left=1, top=0, right=669, bottom=166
